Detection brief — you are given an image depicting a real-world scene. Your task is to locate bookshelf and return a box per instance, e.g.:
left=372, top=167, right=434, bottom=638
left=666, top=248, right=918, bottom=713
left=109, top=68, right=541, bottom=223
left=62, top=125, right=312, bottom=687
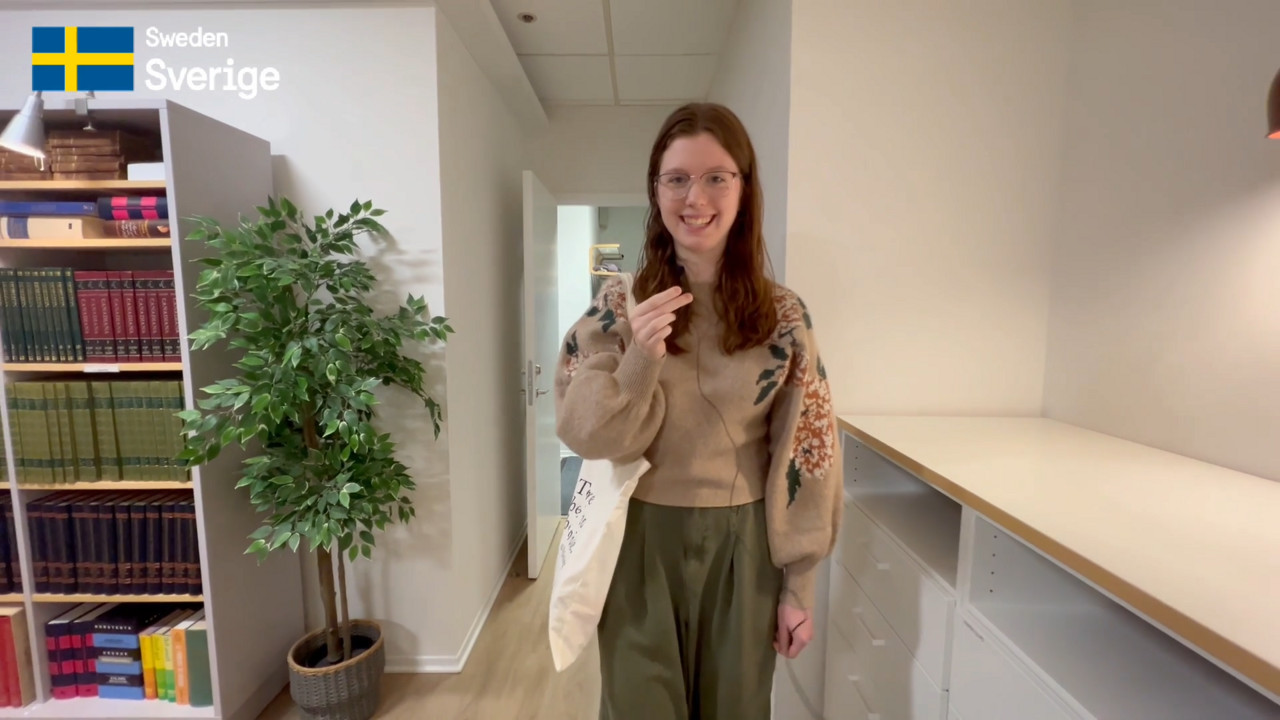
left=0, top=99, right=304, bottom=720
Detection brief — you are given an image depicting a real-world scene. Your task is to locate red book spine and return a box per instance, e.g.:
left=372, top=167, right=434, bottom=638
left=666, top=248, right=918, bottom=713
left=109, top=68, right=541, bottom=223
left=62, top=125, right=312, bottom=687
left=0, top=617, right=14, bottom=707
left=144, top=274, right=164, bottom=360
left=73, top=271, right=115, bottom=363
left=108, top=271, right=141, bottom=361
left=132, top=273, right=155, bottom=360
left=159, top=271, right=179, bottom=361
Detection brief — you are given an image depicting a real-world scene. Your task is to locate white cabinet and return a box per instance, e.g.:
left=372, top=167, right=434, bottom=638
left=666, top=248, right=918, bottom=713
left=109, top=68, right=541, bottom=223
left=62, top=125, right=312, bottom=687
left=824, top=427, right=1280, bottom=720
left=838, top=505, right=953, bottom=689
left=948, top=610, right=1077, bottom=720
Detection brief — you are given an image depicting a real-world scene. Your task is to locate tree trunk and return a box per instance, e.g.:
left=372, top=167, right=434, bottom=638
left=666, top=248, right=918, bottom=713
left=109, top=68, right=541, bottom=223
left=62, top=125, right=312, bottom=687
left=303, top=407, right=340, bottom=662
left=316, top=548, right=340, bottom=662
left=337, top=548, right=352, bottom=661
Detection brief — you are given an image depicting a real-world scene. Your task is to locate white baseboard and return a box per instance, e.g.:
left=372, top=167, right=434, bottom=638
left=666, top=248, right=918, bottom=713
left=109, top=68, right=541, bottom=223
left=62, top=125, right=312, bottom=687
left=385, top=520, right=528, bottom=674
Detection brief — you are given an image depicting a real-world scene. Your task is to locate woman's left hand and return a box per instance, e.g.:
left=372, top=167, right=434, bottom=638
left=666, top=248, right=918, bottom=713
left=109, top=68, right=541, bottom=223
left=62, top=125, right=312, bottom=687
left=774, top=603, right=813, bottom=659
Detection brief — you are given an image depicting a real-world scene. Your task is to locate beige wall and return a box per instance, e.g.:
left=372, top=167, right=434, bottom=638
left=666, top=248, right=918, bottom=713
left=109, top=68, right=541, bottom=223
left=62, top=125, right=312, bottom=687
left=708, top=0, right=792, bottom=281
left=432, top=9, right=531, bottom=668
left=786, top=0, right=1073, bottom=417
left=1042, top=0, right=1280, bottom=481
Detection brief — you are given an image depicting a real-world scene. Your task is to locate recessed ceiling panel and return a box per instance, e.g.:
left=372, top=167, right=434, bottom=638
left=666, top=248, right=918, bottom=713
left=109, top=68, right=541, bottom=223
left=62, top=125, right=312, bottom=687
left=519, top=54, right=615, bottom=103
left=491, top=0, right=609, bottom=55
left=609, top=0, right=740, bottom=56
left=615, top=54, right=718, bottom=102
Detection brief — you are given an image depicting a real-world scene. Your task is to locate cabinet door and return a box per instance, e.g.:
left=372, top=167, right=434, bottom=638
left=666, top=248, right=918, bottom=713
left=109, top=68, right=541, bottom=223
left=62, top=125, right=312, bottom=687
left=949, top=614, right=1079, bottom=720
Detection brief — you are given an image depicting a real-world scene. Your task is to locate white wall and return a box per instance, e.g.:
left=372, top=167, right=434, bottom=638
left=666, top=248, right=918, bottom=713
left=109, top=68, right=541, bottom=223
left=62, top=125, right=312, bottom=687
left=0, top=5, right=502, bottom=671
left=557, top=206, right=597, bottom=345
left=786, top=0, right=1072, bottom=417
left=429, top=9, right=530, bottom=670
left=707, top=0, right=792, bottom=281
left=557, top=205, right=596, bottom=457
left=1043, top=0, right=1280, bottom=481
left=528, top=105, right=676, bottom=200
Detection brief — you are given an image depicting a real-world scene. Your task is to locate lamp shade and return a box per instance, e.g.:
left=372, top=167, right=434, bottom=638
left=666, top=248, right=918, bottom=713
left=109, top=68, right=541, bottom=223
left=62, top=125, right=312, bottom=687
left=1270, top=68, right=1280, bottom=139
left=0, top=92, right=46, bottom=158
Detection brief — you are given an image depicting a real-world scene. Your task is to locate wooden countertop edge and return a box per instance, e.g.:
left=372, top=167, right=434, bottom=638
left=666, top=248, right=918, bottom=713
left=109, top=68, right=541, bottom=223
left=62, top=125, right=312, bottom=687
left=837, top=417, right=1280, bottom=699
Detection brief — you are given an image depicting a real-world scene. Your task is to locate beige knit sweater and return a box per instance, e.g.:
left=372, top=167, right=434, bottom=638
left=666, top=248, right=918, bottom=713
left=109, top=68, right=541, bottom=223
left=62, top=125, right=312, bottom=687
left=554, top=275, right=843, bottom=610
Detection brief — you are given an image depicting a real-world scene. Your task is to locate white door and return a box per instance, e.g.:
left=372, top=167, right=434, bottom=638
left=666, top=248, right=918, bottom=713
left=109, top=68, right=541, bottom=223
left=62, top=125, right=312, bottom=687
left=523, top=170, right=561, bottom=579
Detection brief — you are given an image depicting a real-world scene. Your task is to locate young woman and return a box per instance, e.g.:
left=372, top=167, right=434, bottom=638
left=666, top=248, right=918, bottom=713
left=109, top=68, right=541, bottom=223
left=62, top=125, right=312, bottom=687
left=554, top=102, right=842, bottom=719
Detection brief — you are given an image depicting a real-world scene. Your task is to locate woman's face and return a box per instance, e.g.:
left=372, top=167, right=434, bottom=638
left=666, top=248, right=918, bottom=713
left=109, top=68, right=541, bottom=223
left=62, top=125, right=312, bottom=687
left=655, top=132, right=742, bottom=267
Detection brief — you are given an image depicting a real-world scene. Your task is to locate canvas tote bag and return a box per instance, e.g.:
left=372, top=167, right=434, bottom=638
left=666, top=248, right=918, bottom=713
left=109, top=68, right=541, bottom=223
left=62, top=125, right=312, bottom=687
left=548, top=272, right=650, bottom=672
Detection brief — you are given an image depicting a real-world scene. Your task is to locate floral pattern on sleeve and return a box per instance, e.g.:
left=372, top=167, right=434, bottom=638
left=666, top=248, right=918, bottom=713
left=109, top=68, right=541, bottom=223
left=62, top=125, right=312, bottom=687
left=765, top=288, right=837, bottom=507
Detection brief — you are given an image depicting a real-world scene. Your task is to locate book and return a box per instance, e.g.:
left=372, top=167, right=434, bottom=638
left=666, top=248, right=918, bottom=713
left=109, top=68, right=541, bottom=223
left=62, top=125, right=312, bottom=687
left=0, top=268, right=180, bottom=364
left=24, top=490, right=200, bottom=597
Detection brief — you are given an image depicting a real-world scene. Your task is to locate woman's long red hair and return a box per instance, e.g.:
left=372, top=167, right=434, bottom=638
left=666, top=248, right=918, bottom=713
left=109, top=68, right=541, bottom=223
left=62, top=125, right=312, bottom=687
left=634, top=102, right=777, bottom=355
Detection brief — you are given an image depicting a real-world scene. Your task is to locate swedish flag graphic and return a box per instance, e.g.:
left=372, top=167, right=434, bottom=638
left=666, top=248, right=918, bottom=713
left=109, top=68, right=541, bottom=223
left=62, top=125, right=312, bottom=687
left=32, top=26, right=135, bottom=92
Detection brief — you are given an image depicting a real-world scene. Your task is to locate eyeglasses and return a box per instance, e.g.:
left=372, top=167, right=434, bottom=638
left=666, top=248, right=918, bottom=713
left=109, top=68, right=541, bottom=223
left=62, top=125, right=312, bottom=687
left=655, top=171, right=740, bottom=198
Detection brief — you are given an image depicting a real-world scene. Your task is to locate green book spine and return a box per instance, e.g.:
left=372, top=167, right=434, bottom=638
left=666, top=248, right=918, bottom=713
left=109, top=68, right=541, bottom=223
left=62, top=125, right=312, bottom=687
left=34, top=270, right=57, bottom=362
left=7, top=383, right=22, bottom=482
left=68, top=381, right=96, bottom=481
left=41, top=383, right=64, bottom=483
left=112, top=381, right=138, bottom=480
left=62, top=269, right=85, bottom=363
left=1, top=270, right=27, bottom=362
left=89, top=381, right=121, bottom=480
left=53, top=383, right=75, bottom=482
left=145, top=381, right=163, bottom=481
left=0, top=268, right=11, bottom=362
left=164, top=382, right=186, bottom=482
left=15, top=384, right=50, bottom=483
left=17, top=271, right=42, bottom=362
left=184, top=623, right=212, bottom=707
left=44, top=269, right=68, bottom=363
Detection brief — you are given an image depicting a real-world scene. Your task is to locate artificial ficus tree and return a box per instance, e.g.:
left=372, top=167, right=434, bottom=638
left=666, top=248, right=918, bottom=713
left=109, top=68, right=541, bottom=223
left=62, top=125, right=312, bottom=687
left=178, top=197, right=452, bottom=666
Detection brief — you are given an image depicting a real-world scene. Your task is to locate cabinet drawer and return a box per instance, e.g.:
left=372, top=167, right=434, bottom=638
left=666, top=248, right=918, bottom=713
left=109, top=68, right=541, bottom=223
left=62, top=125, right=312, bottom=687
left=949, top=612, right=1078, bottom=720
left=838, top=504, right=953, bottom=689
left=825, top=624, right=875, bottom=720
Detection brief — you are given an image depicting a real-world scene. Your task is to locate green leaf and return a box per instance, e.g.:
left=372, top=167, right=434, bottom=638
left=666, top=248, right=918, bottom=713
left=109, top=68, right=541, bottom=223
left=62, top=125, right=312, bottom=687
left=246, top=539, right=267, bottom=555
left=288, top=533, right=301, bottom=552
left=339, top=490, right=351, bottom=508
left=343, top=482, right=361, bottom=495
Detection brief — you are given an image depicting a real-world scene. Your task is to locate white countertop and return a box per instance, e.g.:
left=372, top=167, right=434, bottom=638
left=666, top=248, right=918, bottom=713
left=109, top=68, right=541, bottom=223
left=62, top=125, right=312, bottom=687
left=837, top=414, right=1280, bottom=699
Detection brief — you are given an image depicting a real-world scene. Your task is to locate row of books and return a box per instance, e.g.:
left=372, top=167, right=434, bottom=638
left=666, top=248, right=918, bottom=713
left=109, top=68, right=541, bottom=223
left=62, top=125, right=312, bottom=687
left=0, top=605, right=34, bottom=708
left=0, top=129, right=162, bottom=182
left=46, top=601, right=210, bottom=705
left=27, top=490, right=200, bottom=597
left=0, top=499, right=24, bottom=594
left=0, top=196, right=170, bottom=221
left=0, top=268, right=182, bottom=364
left=0, top=216, right=171, bottom=240
left=7, top=380, right=188, bottom=485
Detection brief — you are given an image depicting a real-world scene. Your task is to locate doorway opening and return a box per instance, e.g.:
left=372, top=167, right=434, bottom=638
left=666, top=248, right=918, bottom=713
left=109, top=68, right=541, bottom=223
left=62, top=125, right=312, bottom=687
left=555, top=203, right=648, bottom=515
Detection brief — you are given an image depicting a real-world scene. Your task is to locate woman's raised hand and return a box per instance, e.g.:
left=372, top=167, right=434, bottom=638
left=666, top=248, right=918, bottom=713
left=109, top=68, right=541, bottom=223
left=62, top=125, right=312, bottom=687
left=629, top=286, right=693, bottom=360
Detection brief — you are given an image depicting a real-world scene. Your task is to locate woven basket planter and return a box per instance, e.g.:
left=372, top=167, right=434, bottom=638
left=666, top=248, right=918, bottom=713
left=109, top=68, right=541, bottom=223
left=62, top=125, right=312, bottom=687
left=287, top=619, right=386, bottom=720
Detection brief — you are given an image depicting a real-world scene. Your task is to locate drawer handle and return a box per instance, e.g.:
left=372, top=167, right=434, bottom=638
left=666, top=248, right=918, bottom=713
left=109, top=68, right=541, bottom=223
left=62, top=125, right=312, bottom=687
left=846, top=673, right=881, bottom=720
left=869, top=552, right=890, bottom=571
left=852, top=607, right=886, bottom=647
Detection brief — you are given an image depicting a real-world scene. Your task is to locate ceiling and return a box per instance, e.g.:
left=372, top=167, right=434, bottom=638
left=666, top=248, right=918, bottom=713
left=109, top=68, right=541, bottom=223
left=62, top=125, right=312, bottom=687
left=489, top=0, right=741, bottom=106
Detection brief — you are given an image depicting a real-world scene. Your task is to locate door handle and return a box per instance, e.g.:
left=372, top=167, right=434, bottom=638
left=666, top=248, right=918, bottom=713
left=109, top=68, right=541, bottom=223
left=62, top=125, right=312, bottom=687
left=535, top=388, right=549, bottom=397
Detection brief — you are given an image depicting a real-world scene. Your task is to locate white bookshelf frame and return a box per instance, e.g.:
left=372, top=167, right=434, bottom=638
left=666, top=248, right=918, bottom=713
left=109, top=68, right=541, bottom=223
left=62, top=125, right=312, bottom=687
left=0, top=98, right=304, bottom=720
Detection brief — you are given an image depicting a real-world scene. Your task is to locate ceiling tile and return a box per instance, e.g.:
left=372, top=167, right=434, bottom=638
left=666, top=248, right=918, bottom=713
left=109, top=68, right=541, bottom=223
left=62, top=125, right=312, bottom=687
left=491, top=0, right=609, bottom=55
left=519, top=55, right=615, bottom=103
left=608, top=0, right=740, bottom=55
left=614, top=54, right=718, bottom=103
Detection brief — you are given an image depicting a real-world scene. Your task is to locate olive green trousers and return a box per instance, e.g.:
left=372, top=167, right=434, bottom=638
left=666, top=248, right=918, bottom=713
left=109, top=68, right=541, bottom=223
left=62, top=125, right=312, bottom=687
left=597, top=498, right=783, bottom=720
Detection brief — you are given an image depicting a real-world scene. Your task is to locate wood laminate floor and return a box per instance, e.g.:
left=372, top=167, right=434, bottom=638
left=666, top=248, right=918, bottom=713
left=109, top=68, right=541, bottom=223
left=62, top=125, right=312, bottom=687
left=256, top=521, right=599, bottom=720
